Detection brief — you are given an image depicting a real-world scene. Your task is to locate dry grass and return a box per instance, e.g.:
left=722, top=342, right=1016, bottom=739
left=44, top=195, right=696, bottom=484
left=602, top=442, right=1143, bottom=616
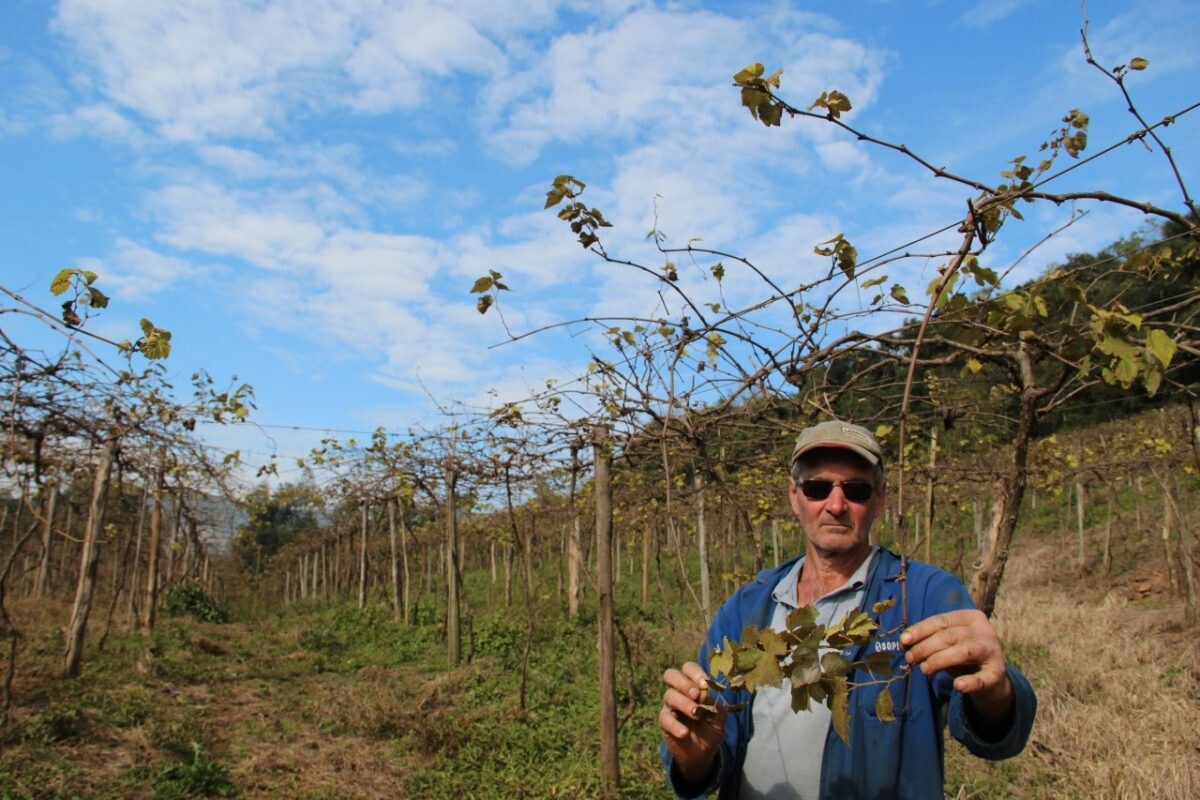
left=947, top=541, right=1200, bottom=800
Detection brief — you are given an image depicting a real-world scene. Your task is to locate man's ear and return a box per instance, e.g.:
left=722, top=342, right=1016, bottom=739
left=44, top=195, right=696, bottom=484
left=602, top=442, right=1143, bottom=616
left=788, top=476, right=804, bottom=516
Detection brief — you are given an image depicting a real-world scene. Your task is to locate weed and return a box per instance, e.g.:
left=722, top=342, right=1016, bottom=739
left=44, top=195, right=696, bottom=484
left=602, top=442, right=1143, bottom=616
left=26, top=703, right=88, bottom=743
left=153, top=742, right=236, bottom=799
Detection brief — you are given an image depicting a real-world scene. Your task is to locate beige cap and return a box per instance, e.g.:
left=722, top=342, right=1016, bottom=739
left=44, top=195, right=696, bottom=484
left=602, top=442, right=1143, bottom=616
left=790, top=420, right=883, bottom=467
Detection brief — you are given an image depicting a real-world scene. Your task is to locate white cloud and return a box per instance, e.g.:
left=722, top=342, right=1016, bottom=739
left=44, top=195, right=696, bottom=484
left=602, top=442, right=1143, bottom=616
left=344, top=2, right=506, bottom=112
left=482, top=7, right=757, bottom=162
left=958, top=0, right=1034, bottom=28
left=76, top=238, right=190, bottom=300
left=51, top=102, right=142, bottom=141
left=50, top=0, right=537, bottom=142
left=53, top=0, right=353, bottom=140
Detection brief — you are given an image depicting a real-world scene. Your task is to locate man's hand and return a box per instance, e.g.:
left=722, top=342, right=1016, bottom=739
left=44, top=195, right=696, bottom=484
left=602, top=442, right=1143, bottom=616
left=900, top=609, right=1015, bottom=725
left=660, top=662, right=726, bottom=787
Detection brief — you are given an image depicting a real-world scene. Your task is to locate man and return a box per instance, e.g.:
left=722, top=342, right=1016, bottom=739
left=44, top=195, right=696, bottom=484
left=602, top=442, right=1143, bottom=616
left=659, top=420, right=1036, bottom=799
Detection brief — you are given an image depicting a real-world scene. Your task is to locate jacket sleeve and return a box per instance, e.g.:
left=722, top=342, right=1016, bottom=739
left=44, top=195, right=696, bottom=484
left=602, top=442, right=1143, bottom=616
left=947, top=663, right=1037, bottom=760
left=921, top=568, right=1037, bottom=759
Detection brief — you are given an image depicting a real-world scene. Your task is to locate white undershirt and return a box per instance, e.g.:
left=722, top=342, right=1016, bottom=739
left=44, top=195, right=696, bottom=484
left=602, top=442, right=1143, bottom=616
left=739, top=548, right=877, bottom=800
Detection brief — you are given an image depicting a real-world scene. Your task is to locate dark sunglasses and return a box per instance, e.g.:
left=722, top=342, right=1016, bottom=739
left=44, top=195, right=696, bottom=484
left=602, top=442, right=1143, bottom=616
left=799, top=479, right=875, bottom=503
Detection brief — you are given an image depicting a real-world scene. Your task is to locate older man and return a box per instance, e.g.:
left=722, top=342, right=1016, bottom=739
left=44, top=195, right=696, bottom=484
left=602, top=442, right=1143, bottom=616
left=659, top=420, right=1036, bottom=799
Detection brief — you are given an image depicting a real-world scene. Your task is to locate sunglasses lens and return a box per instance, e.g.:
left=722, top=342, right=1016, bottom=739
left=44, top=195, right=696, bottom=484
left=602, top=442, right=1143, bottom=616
left=800, top=479, right=833, bottom=500
left=841, top=482, right=873, bottom=502
left=800, top=479, right=873, bottom=502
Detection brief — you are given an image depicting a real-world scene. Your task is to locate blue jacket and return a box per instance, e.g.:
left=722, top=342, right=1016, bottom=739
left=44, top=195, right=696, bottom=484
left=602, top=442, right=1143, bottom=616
left=662, top=548, right=1036, bottom=799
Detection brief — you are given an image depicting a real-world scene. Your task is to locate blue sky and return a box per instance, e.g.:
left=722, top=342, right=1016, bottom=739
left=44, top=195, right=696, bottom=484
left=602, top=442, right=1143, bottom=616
left=2, top=0, right=1197, bottom=486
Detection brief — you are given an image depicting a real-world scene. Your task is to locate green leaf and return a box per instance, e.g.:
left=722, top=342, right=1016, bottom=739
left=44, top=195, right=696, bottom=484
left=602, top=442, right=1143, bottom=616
left=137, top=320, right=173, bottom=360
left=860, top=275, right=887, bottom=289
left=1113, top=354, right=1139, bottom=386
left=890, top=285, right=910, bottom=304
left=86, top=287, right=110, bottom=309
left=785, top=605, right=818, bottom=631
left=1129, top=57, right=1149, bottom=70
left=470, top=276, right=494, bottom=294
left=1145, top=328, right=1177, bottom=369
left=1143, top=365, right=1163, bottom=396
left=790, top=682, right=813, bottom=713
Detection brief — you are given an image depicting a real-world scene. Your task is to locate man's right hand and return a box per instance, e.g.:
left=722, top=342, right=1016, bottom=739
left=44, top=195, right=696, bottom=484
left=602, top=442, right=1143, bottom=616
left=660, top=661, right=727, bottom=787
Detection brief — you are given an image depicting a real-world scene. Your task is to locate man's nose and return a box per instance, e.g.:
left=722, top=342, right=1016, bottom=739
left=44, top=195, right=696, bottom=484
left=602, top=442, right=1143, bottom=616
left=825, top=485, right=848, bottom=513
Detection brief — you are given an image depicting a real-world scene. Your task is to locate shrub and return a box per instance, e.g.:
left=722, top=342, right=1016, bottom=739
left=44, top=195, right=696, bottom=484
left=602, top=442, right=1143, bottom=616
left=163, top=584, right=230, bottom=624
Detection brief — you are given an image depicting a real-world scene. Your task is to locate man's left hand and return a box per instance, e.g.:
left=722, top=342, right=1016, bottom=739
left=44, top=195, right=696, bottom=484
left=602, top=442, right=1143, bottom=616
left=900, top=609, right=1014, bottom=723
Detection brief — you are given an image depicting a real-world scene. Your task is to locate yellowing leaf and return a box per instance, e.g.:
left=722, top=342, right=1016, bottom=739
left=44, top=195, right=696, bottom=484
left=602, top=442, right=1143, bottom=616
left=875, top=686, right=896, bottom=722
left=1129, top=57, right=1149, bottom=70
left=1145, top=328, right=1177, bottom=368
left=829, top=676, right=851, bottom=745
left=744, top=649, right=784, bottom=691
left=50, top=268, right=76, bottom=296
left=872, top=597, right=895, bottom=614
left=732, top=62, right=765, bottom=85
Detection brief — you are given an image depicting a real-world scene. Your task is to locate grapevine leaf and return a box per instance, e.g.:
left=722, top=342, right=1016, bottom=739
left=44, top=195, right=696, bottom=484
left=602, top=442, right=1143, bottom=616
left=1145, top=328, right=1177, bottom=369
left=875, top=686, right=896, bottom=722
left=744, top=649, right=784, bottom=691
left=872, top=597, right=895, bottom=614
left=828, top=676, right=851, bottom=745
left=791, top=682, right=813, bottom=713
left=86, top=287, right=109, bottom=309
left=821, top=651, right=850, bottom=677
left=758, top=627, right=789, bottom=658
left=1129, top=57, right=1149, bottom=70
left=863, top=651, right=893, bottom=676
left=732, top=63, right=765, bottom=86
left=50, top=268, right=75, bottom=296
left=785, top=605, right=818, bottom=630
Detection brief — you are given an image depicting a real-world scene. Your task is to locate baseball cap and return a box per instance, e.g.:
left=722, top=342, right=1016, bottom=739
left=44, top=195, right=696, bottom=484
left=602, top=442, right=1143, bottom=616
left=790, top=420, right=883, bottom=467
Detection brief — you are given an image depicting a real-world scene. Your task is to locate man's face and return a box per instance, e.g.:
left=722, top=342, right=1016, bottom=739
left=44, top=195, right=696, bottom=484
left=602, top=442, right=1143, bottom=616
left=788, top=448, right=884, bottom=561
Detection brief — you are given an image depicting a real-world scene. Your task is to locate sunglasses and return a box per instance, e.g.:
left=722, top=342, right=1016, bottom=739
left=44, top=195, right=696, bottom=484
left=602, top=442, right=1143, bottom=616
left=799, top=479, right=875, bottom=503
